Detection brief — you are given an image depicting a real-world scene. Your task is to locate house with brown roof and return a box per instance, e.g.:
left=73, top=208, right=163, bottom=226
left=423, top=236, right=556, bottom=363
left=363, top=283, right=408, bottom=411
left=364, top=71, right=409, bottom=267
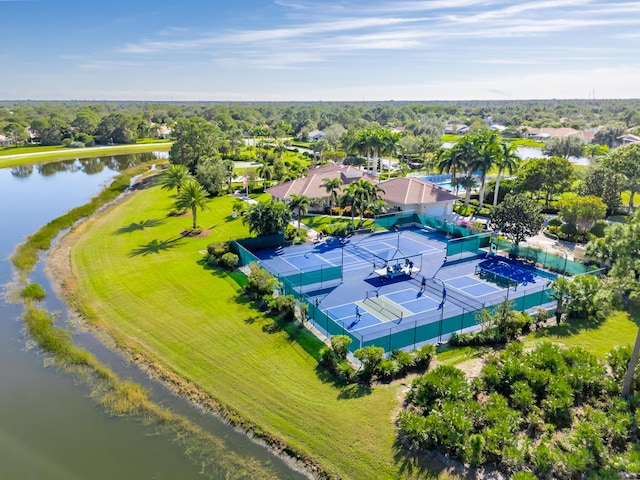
left=618, top=133, right=640, bottom=145
left=380, top=177, right=459, bottom=218
left=266, top=164, right=376, bottom=211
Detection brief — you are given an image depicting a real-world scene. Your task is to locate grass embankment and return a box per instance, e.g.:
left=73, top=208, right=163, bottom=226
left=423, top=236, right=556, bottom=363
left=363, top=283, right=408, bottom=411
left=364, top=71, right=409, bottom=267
left=12, top=166, right=284, bottom=478
left=66, top=185, right=449, bottom=479
left=0, top=143, right=171, bottom=168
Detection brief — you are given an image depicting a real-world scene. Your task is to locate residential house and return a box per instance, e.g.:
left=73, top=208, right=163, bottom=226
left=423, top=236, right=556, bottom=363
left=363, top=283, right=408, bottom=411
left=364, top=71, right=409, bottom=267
left=0, top=134, right=11, bottom=147
left=266, top=164, right=376, bottom=212
left=379, top=177, right=458, bottom=219
left=158, top=125, right=172, bottom=139
left=618, top=134, right=640, bottom=145
left=308, top=130, right=324, bottom=141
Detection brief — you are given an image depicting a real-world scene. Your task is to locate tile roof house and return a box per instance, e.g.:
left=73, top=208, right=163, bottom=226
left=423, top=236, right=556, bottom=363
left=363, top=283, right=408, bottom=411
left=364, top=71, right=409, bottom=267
left=266, top=164, right=376, bottom=211
left=267, top=167, right=459, bottom=218
left=618, top=134, right=640, bottom=145
left=380, top=177, right=458, bottom=219
left=0, top=134, right=11, bottom=146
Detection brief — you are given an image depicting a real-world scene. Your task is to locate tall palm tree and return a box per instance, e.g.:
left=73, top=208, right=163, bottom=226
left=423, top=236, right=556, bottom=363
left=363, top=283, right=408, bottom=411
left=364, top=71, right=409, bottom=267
left=473, top=131, right=500, bottom=206
left=353, top=179, right=385, bottom=226
left=159, top=164, right=193, bottom=195
left=321, top=177, right=342, bottom=216
left=493, top=141, right=520, bottom=208
left=436, top=147, right=465, bottom=195
left=348, top=128, right=386, bottom=178
left=175, top=179, right=210, bottom=230
left=289, top=193, right=310, bottom=234
left=340, top=183, right=360, bottom=231
left=381, top=130, right=403, bottom=180
left=457, top=175, right=478, bottom=208
left=257, top=161, right=273, bottom=189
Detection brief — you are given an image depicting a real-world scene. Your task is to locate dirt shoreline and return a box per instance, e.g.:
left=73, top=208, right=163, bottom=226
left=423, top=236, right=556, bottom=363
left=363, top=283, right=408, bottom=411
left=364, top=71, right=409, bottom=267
left=44, top=191, right=323, bottom=480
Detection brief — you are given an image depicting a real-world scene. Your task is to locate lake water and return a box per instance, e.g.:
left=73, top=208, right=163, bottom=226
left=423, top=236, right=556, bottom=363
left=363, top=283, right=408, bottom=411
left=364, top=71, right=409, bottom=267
left=0, top=153, right=305, bottom=479
left=442, top=142, right=590, bottom=166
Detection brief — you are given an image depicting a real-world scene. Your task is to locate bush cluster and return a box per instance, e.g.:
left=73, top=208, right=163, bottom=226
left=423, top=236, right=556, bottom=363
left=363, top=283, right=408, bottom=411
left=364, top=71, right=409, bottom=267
left=399, top=341, right=639, bottom=478
left=320, top=337, right=436, bottom=384
left=205, top=242, right=239, bottom=271
left=449, top=300, right=534, bottom=347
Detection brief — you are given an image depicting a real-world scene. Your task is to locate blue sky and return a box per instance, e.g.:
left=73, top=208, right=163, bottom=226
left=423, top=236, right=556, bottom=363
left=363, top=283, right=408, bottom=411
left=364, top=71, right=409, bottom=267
left=2, top=0, right=639, bottom=101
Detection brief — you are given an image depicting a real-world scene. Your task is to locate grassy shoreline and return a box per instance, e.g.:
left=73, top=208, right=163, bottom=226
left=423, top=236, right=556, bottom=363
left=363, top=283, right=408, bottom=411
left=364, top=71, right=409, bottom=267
left=0, top=143, right=171, bottom=168
left=45, top=175, right=455, bottom=479
left=10, top=166, right=300, bottom=479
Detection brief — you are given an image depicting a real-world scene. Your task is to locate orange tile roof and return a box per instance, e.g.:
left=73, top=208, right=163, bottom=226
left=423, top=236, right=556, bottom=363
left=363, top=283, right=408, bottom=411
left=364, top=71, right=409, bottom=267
left=266, top=164, right=376, bottom=200
left=380, top=177, right=458, bottom=204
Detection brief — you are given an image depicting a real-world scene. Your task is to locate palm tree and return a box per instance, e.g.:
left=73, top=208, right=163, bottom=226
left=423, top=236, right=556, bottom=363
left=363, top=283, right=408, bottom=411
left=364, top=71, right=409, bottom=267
left=348, top=128, right=385, bottom=178
left=353, top=179, right=385, bottom=226
left=381, top=130, right=403, bottom=180
left=436, top=146, right=465, bottom=195
left=175, top=179, right=210, bottom=230
left=289, top=194, right=310, bottom=234
left=549, top=277, right=572, bottom=325
left=493, top=141, right=520, bottom=208
left=340, top=183, right=360, bottom=231
left=321, top=177, right=342, bottom=216
left=457, top=175, right=479, bottom=208
left=473, top=131, right=500, bottom=206
left=159, top=164, right=193, bottom=195
left=257, top=161, right=273, bottom=189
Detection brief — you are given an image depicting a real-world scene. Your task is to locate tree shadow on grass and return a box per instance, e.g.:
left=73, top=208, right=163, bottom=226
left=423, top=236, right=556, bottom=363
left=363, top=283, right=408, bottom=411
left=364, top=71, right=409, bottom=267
left=128, top=237, right=184, bottom=256
left=113, top=218, right=165, bottom=235
left=533, top=315, right=604, bottom=339
left=336, top=382, right=372, bottom=399
left=391, top=437, right=462, bottom=480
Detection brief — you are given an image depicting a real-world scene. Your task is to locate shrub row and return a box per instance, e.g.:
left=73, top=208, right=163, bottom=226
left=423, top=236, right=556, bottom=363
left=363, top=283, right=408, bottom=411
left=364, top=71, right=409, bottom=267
left=399, top=341, right=640, bottom=478
left=320, top=337, right=436, bottom=384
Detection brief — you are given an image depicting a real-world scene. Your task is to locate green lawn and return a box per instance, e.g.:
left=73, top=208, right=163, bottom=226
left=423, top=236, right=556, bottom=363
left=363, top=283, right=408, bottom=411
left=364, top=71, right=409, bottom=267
left=301, top=215, right=375, bottom=230
left=70, top=185, right=442, bottom=480
left=0, top=144, right=67, bottom=156
left=527, top=310, right=638, bottom=359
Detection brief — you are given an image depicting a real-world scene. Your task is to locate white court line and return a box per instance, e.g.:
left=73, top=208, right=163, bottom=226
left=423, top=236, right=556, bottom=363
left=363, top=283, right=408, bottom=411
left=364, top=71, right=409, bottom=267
left=447, top=274, right=502, bottom=296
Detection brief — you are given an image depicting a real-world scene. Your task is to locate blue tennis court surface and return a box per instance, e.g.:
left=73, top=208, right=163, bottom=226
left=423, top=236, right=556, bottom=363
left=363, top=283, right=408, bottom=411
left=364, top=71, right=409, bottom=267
left=248, top=226, right=556, bottom=349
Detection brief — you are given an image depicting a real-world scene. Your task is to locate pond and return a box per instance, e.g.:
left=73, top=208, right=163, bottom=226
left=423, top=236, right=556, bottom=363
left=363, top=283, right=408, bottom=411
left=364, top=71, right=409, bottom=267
left=0, top=152, right=306, bottom=479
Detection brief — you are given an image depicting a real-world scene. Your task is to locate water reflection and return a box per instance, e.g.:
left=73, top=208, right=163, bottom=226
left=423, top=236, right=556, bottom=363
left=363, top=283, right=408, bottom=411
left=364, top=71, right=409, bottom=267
left=10, top=165, right=33, bottom=178
left=11, top=152, right=160, bottom=179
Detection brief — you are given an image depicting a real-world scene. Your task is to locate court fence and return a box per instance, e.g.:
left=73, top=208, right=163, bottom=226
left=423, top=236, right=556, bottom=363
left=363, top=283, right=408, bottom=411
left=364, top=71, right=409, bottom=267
left=314, top=285, right=555, bottom=353
left=492, top=238, right=597, bottom=276
left=374, top=211, right=597, bottom=277
left=231, top=228, right=563, bottom=353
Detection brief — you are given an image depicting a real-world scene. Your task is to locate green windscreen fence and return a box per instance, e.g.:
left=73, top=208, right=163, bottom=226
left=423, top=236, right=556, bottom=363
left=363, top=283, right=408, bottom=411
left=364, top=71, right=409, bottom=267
left=447, top=233, right=491, bottom=256
left=231, top=241, right=261, bottom=266
left=375, top=210, right=417, bottom=229
left=493, top=238, right=597, bottom=276
left=280, top=265, right=342, bottom=288
left=375, top=211, right=483, bottom=240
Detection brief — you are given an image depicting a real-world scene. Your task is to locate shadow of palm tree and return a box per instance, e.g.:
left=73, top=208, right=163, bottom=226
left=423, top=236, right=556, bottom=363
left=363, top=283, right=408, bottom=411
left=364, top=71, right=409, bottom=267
left=534, top=315, right=604, bottom=338
left=113, top=218, right=165, bottom=235
left=129, top=237, right=184, bottom=256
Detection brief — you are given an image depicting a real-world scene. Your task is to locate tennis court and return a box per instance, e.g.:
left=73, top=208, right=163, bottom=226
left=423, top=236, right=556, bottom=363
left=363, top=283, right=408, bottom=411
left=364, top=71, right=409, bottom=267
left=241, top=224, right=557, bottom=351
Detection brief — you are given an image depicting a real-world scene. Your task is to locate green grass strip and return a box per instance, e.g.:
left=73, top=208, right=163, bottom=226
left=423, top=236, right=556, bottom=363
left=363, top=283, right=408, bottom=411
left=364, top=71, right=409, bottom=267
left=0, top=144, right=171, bottom=168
